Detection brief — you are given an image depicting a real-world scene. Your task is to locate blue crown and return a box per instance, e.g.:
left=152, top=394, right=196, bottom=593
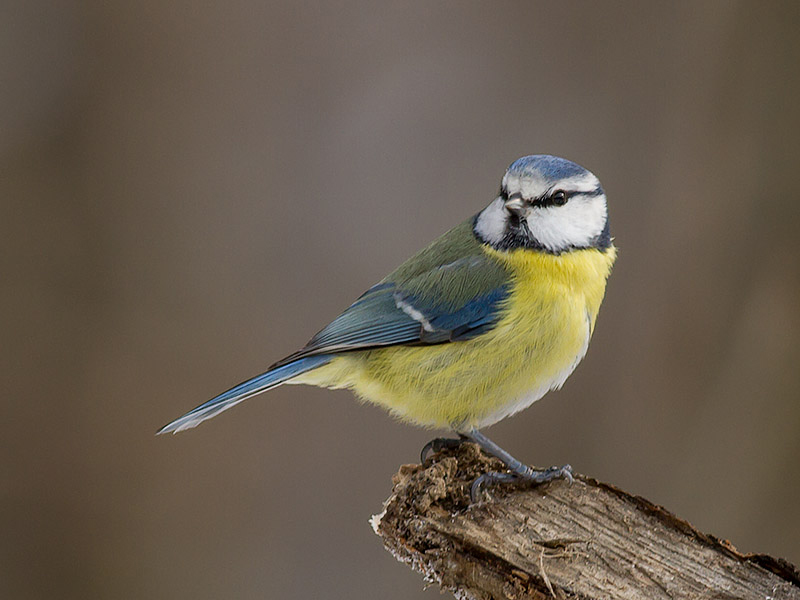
left=507, top=155, right=588, bottom=182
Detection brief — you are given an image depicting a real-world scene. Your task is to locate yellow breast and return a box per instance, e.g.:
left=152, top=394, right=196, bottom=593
left=296, top=245, right=616, bottom=430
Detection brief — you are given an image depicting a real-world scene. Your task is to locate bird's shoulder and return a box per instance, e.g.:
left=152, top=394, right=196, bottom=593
left=381, top=217, right=510, bottom=306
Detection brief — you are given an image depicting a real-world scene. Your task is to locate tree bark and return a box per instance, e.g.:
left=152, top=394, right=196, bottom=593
left=371, top=443, right=800, bottom=600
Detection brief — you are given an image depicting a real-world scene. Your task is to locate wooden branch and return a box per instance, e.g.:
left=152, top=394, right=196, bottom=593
left=371, top=443, right=800, bottom=600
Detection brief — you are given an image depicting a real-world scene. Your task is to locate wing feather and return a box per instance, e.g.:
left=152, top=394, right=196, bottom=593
left=271, top=251, right=510, bottom=367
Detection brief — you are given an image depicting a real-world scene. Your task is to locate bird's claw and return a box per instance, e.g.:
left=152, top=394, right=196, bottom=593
left=470, top=463, right=574, bottom=503
left=526, top=463, right=573, bottom=485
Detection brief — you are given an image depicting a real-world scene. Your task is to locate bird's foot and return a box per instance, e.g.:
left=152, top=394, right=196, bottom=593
left=470, top=463, right=573, bottom=503
left=420, top=434, right=468, bottom=463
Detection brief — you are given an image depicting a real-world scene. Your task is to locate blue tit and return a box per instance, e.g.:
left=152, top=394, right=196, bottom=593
left=159, top=155, right=616, bottom=498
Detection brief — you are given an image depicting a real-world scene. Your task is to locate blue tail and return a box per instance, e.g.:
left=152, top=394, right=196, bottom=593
left=157, top=355, right=332, bottom=434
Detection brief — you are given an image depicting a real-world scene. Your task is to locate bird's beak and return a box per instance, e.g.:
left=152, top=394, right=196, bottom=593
left=504, top=197, right=526, bottom=216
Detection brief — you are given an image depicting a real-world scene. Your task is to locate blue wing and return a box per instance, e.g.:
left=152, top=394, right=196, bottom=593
left=271, top=256, right=510, bottom=367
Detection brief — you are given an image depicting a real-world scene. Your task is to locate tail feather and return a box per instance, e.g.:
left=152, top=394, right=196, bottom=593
left=157, top=355, right=332, bottom=434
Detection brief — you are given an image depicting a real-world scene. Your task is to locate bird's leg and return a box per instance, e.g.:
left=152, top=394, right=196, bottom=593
left=462, top=429, right=573, bottom=502
left=420, top=433, right=469, bottom=463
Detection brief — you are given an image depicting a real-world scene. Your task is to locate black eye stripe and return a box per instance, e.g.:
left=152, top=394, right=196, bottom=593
left=501, top=187, right=604, bottom=205
left=539, top=188, right=604, bottom=206
left=532, top=190, right=568, bottom=208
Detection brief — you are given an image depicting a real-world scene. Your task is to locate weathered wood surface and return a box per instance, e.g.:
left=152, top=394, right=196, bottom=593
left=372, top=443, right=800, bottom=600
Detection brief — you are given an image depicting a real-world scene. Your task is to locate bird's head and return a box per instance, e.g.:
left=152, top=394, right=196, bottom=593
left=474, top=155, right=611, bottom=254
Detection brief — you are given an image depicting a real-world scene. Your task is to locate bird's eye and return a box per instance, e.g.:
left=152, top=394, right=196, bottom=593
left=550, top=190, right=568, bottom=206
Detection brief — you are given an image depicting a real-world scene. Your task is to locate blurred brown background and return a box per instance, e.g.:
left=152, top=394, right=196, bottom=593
left=3, top=1, right=799, bottom=598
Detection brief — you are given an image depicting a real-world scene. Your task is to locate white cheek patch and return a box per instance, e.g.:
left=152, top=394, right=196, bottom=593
left=526, top=195, right=607, bottom=252
left=474, top=197, right=507, bottom=245
left=474, top=193, right=607, bottom=251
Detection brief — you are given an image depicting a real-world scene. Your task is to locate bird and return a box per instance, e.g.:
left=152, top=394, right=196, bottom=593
left=159, top=155, right=616, bottom=500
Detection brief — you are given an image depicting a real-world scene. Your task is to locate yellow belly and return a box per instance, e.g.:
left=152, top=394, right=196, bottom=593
left=294, top=246, right=616, bottom=430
